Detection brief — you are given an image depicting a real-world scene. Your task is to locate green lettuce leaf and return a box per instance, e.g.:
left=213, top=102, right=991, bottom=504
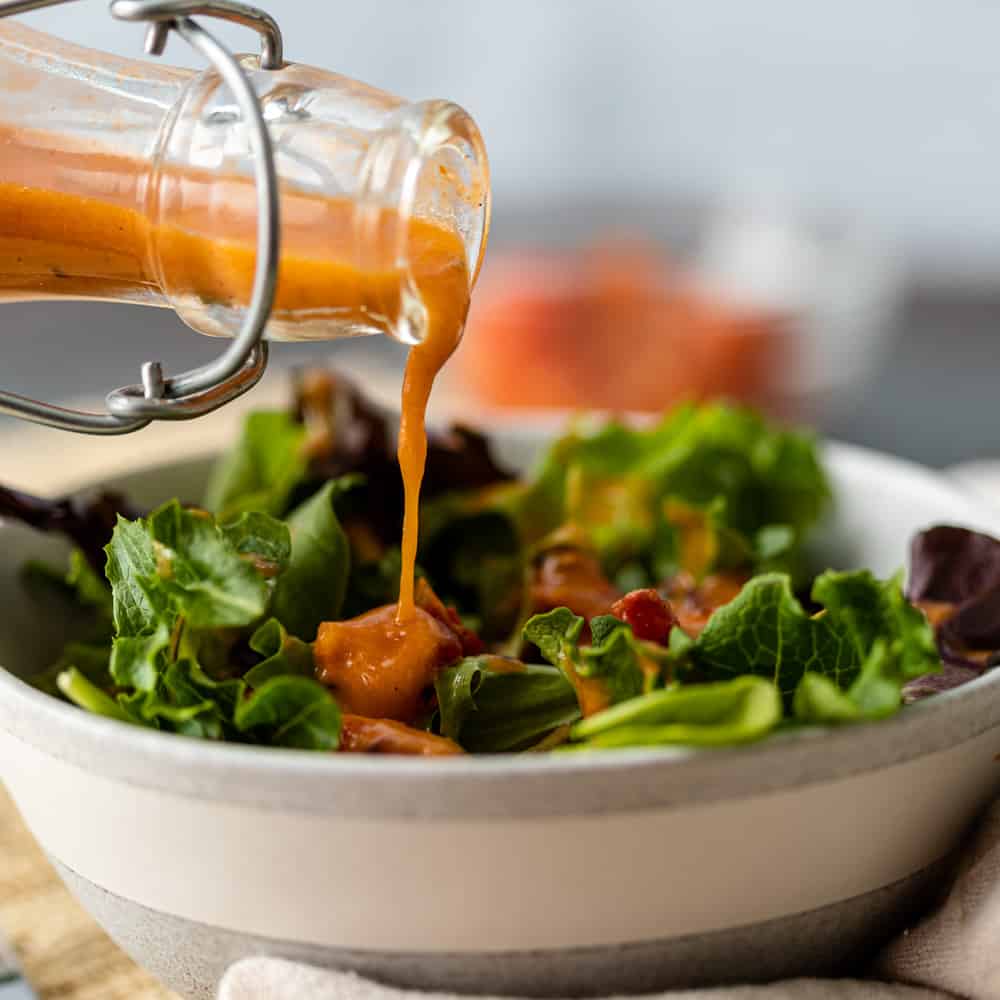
left=522, top=607, right=585, bottom=670
left=244, top=618, right=315, bottom=687
left=140, top=659, right=226, bottom=739
left=109, top=621, right=172, bottom=693
left=435, top=657, right=580, bottom=752
left=419, top=403, right=829, bottom=610
left=551, top=404, right=827, bottom=567
left=581, top=614, right=658, bottom=702
left=204, top=410, right=308, bottom=521
left=120, top=658, right=247, bottom=740
left=43, top=496, right=346, bottom=750
left=270, top=479, right=355, bottom=640
left=570, top=675, right=782, bottom=747
left=523, top=608, right=665, bottom=710
left=57, top=667, right=137, bottom=725
left=234, top=676, right=341, bottom=750
left=794, top=630, right=933, bottom=725
left=810, top=570, right=938, bottom=679
left=689, top=573, right=855, bottom=700
left=65, top=548, right=113, bottom=611
left=687, top=570, right=939, bottom=709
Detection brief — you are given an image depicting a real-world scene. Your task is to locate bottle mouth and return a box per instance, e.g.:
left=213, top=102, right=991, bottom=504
left=355, top=99, right=491, bottom=346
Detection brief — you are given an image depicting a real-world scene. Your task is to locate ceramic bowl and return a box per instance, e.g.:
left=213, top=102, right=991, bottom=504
left=2, top=440, right=1000, bottom=1000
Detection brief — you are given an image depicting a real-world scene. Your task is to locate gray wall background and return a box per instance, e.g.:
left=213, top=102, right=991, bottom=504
left=5, top=1, right=1000, bottom=468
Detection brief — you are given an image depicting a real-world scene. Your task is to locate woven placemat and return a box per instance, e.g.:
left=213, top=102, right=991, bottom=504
left=0, top=788, right=176, bottom=999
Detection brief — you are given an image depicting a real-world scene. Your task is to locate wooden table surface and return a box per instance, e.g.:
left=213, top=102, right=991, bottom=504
left=0, top=787, right=177, bottom=1000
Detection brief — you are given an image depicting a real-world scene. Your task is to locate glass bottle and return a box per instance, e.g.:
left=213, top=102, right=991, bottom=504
left=0, top=21, right=490, bottom=345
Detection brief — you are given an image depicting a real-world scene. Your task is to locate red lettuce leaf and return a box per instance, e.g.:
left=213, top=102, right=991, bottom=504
left=0, top=485, right=140, bottom=573
left=908, top=525, right=1000, bottom=604
left=905, top=525, right=1000, bottom=697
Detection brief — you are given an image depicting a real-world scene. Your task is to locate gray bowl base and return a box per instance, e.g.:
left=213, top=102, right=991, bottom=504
left=55, top=855, right=952, bottom=999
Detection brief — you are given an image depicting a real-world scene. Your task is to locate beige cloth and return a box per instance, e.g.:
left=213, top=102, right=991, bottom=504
left=217, top=968, right=947, bottom=1000
left=216, top=800, right=1000, bottom=1000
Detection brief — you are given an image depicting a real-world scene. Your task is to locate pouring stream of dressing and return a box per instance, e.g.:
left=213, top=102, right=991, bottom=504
left=395, top=252, right=471, bottom=621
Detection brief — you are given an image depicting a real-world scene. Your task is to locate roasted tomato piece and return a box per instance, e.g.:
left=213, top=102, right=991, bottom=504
left=415, top=578, right=484, bottom=655
left=610, top=588, right=677, bottom=645
left=531, top=547, right=621, bottom=621
left=339, top=715, right=463, bottom=756
left=663, top=571, right=747, bottom=637
left=315, top=605, right=462, bottom=722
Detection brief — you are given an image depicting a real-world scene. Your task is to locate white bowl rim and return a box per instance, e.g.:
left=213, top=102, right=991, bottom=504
left=3, top=438, right=1000, bottom=820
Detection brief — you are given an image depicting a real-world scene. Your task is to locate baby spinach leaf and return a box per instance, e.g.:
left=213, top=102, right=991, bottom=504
left=204, top=410, right=308, bottom=521
left=570, top=675, right=782, bottom=747
left=32, top=641, right=112, bottom=698
left=24, top=548, right=112, bottom=613
left=270, top=480, right=355, bottom=640
left=342, top=547, right=403, bottom=617
left=220, top=512, right=292, bottom=569
left=234, top=676, right=341, bottom=750
left=23, top=549, right=114, bottom=646
left=418, top=507, right=522, bottom=637
left=435, top=657, right=580, bottom=752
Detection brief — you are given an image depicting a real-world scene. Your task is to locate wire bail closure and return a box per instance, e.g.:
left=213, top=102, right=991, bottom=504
left=0, top=0, right=283, bottom=434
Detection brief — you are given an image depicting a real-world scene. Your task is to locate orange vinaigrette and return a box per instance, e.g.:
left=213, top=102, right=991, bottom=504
left=395, top=255, right=470, bottom=620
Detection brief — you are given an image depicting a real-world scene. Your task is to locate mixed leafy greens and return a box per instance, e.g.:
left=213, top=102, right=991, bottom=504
left=9, top=369, right=997, bottom=756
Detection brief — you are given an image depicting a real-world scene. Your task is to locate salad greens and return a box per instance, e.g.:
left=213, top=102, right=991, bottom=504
left=13, top=369, right=990, bottom=757
left=421, top=400, right=830, bottom=614
left=37, top=495, right=346, bottom=749
left=435, top=658, right=581, bottom=752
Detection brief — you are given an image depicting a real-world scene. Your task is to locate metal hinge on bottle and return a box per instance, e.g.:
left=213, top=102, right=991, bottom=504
left=0, top=0, right=283, bottom=434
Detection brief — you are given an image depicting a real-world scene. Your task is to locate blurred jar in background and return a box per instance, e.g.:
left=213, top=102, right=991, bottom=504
left=451, top=202, right=902, bottom=420
left=456, top=237, right=793, bottom=415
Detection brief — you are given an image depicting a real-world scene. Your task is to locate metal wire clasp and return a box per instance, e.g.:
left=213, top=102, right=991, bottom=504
left=0, top=0, right=283, bottom=434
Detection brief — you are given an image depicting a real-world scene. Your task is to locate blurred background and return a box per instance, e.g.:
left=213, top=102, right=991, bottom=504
left=4, top=0, right=1000, bottom=467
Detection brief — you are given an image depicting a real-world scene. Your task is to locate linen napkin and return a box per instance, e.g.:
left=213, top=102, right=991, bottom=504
left=217, top=799, right=1000, bottom=1000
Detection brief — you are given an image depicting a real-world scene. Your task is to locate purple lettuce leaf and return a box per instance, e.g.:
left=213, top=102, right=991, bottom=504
left=0, top=485, right=141, bottom=573
left=905, top=525, right=1000, bottom=698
